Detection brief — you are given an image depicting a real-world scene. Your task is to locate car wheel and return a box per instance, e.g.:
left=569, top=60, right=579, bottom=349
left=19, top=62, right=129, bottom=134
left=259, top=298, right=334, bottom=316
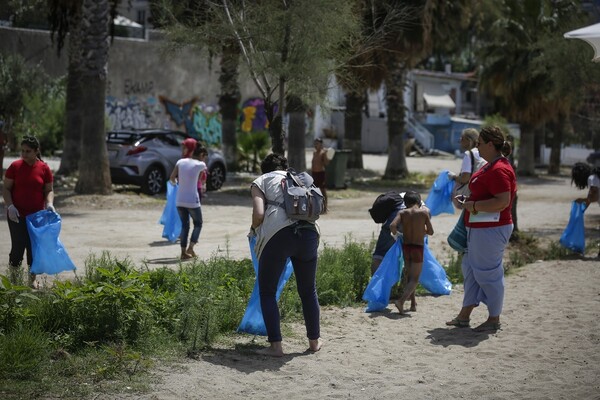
left=207, top=163, right=226, bottom=191
left=142, top=165, right=166, bottom=195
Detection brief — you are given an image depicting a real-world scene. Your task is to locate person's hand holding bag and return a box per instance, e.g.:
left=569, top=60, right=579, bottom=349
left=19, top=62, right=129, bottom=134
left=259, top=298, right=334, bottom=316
left=7, top=204, right=20, bottom=223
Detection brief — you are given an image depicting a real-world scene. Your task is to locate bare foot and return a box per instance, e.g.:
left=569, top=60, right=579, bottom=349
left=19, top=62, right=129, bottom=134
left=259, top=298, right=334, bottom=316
left=394, top=300, right=405, bottom=315
left=256, top=345, right=284, bottom=358
left=308, top=338, right=323, bottom=352
left=410, top=303, right=417, bottom=312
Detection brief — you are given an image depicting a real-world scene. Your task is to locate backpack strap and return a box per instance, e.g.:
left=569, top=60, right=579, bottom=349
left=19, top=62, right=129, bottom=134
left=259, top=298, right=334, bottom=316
left=266, top=177, right=287, bottom=209
left=266, top=199, right=284, bottom=208
left=468, top=150, right=475, bottom=174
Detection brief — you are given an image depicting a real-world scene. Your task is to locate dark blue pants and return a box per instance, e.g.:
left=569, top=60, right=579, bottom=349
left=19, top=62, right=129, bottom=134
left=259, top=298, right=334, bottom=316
left=7, top=216, right=32, bottom=268
left=259, top=225, right=320, bottom=343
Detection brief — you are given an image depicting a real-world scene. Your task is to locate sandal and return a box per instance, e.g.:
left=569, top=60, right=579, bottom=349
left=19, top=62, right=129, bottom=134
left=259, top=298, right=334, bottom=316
left=446, top=317, right=470, bottom=328
left=473, top=321, right=501, bottom=332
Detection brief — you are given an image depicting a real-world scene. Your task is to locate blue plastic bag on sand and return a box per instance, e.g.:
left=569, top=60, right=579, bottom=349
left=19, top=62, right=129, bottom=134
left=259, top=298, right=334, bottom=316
left=363, top=239, right=404, bottom=312
left=420, top=238, right=452, bottom=295
left=560, top=201, right=586, bottom=254
left=159, top=181, right=181, bottom=243
left=26, top=210, right=76, bottom=275
left=237, top=236, right=294, bottom=336
left=424, top=170, right=455, bottom=216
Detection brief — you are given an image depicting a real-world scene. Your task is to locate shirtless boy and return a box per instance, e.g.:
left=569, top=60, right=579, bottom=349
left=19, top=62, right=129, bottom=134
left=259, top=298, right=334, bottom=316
left=311, top=138, right=330, bottom=211
left=389, top=191, right=434, bottom=314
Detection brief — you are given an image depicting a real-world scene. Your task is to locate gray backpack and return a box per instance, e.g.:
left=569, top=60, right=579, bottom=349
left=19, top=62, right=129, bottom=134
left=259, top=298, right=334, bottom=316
left=267, top=168, right=324, bottom=222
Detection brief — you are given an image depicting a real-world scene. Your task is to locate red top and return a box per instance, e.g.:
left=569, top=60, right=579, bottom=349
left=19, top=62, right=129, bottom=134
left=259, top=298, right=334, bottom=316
left=5, top=159, right=54, bottom=217
left=464, top=157, right=516, bottom=228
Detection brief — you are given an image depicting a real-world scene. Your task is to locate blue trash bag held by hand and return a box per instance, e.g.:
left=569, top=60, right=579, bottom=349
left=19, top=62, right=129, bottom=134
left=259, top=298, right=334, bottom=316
left=237, top=236, right=294, bottom=336
left=419, top=238, right=452, bottom=295
left=363, top=239, right=404, bottom=312
left=159, top=181, right=181, bottom=243
left=26, top=210, right=76, bottom=275
left=560, top=201, right=586, bottom=254
left=424, top=170, right=455, bottom=216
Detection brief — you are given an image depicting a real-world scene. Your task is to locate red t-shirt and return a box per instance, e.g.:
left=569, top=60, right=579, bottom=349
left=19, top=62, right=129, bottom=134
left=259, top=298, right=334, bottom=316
left=5, top=159, right=54, bottom=217
left=464, top=157, right=516, bottom=228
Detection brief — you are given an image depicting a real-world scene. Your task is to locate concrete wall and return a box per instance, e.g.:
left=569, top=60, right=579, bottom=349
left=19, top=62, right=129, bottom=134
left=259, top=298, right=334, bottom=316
left=0, top=27, right=266, bottom=146
left=539, top=146, right=595, bottom=167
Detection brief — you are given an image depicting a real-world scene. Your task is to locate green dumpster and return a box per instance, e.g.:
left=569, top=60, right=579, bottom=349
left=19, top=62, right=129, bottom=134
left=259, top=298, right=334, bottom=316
left=326, top=149, right=351, bottom=189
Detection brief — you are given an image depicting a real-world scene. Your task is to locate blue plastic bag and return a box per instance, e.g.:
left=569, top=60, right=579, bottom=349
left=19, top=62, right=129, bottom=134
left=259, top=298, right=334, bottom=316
left=424, top=170, right=455, bottom=216
left=363, top=237, right=451, bottom=312
left=159, top=181, right=181, bottom=243
left=363, top=239, right=404, bottom=312
left=419, top=238, right=452, bottom=295
left=237, top=236, right=294, bottom=336
left=559, top=201, right=586, bottom=254
left=26, top=210, right=76, bottom=275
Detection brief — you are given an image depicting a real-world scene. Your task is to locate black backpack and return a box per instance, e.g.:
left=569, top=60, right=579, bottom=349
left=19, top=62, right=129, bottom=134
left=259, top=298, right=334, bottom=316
left=368, top=191, right=404, bottom=223
left=267, top=168, right=324, bottom=222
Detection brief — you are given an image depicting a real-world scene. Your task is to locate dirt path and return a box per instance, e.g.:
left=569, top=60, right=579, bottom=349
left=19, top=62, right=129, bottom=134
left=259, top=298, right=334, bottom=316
left=2, top=155, right=597, bottom=278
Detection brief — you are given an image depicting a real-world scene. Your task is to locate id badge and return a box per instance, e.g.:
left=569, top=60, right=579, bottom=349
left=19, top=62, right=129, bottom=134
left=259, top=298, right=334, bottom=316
left=468, top=211, right=500, bottom=223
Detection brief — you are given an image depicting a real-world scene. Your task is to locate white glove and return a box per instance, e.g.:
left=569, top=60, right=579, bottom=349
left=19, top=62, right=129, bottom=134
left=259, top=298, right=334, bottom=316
left=447, top=171, right=457, bottom=181
left=247, top=226, right=257, bottom=238
left=7, top=204, right=20, bottom=223
left=46, top=203, right=56, bottom=213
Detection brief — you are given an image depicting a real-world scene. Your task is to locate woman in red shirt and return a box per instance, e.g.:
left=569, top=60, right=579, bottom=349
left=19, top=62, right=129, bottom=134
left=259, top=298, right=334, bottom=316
left=3, top=136, right=55, bottom=287
left=446, top=126, right=517, bottom=332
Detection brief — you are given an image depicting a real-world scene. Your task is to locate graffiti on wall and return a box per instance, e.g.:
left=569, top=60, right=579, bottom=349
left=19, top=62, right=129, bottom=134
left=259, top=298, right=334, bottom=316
left=159, top=96, right=198, bottom=134
left=193, top=104, right=222, bottom=146
left=106, top=96, right=163, bottom=130
left=106, top=94, right=278, bottom=146
left=240, top=97, right=271, bottom=133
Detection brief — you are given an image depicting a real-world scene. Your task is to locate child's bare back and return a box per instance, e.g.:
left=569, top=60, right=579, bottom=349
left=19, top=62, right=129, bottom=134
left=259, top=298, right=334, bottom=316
left=399, top=207, right=433, bottom=245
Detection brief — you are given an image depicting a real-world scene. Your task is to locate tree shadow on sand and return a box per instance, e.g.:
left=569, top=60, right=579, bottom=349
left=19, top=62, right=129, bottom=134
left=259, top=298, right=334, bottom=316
left=426, top=327, right=496, bottom=348
left=198, top=344, right=317, bottom=373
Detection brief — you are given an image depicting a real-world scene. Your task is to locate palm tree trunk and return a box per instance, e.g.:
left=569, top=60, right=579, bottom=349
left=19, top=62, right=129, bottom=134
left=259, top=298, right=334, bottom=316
left=286, top=95, right=306, bottom=171
left=517, top=123, right=536, bottom=176
left=219, top=40, right=240, bottom=172
left=548, top=116, right=564, bottom=175
left=344, top=91, right=364, bottom=169
left=74, top=0, right=112, bottom=194
left=58, top=8, right=83, bottom=177
left=383, top=58, right=408, bottom=179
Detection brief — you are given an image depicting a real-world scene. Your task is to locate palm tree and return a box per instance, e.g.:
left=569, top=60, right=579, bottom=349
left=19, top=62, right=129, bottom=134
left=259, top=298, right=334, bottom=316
left=49, top=2, right=83, bottom=176
left=477, top=0, right=585, bottom=176
left=48, top=0, right=119, bottom=193
left=381, top=0, right=434, bottom=180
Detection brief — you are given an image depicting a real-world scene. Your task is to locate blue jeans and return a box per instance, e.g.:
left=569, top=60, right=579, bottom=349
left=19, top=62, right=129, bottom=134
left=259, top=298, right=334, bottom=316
left=259, top=225, right=320, bottom=343
left=177, top=206, right=203, bottom=248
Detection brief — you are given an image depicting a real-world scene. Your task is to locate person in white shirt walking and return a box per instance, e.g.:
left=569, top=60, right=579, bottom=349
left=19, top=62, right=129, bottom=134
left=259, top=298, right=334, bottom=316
left=170, top=143, right=208, bottom=260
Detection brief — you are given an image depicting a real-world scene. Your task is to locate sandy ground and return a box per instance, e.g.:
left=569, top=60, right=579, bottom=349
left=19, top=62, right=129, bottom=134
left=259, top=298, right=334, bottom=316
left=1, top=153, right=600, bottom=399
